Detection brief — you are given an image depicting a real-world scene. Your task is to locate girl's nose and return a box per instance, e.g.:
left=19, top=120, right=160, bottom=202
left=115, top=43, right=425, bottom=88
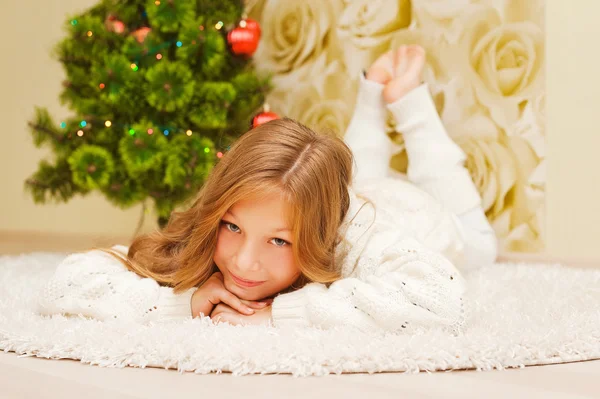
left=235, top=243, right=261, bottom=272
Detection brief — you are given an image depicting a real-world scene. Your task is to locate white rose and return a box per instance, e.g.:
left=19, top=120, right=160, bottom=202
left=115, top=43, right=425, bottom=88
left=253, top=0, right=343, bottom=79
left=271, top=60, right=355, bottom=136
left=412, top=0, right=480, bottom=43
left=336, top=0, right=412, bottom=76
left=491, top=195, right=545, bottom=253
left=502, top=0, right=545, bottom=31
left=509, top=94, right=546, bottom=192
left=511, top=93, right=545, bottom=139
left=451, top=6, right=545, bottom=129
left=454, top=122, right=542, bottom=251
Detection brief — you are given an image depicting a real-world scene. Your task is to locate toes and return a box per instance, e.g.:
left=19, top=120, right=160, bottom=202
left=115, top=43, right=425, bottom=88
left=402, top=45, right=426, bottom=81
left=405, top=48, right=426, bottom=76
left=394, top=45, right=409, bottom=77
left=405, top=45, right=426, bottom=68
left=373, top=50, right=394, bottom=69
left=407, top=44, right=426, bottom=58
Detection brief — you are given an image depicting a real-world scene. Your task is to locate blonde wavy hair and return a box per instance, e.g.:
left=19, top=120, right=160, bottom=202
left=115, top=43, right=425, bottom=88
left=96, top=117, right=366, bottom=295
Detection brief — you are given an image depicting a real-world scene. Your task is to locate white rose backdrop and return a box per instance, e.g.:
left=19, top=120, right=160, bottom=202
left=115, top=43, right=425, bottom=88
left=248, top=0, right=546, bottom=253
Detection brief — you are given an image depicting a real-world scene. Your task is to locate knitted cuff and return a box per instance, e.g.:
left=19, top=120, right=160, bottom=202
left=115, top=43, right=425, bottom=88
left=156, top=287, right=197, bottom=320
left=271, top=287, right=311, bottom=328
left=386, top=83, right=431, bottom=125
left=345, top=74, right=390, bottom=143
left=357, top=72, right=387, bottom=113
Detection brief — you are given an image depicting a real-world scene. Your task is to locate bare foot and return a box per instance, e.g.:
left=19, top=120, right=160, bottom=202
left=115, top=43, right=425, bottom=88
left=365, top=50, right=394, bottom=85
left=383, top=45, right=426, bottom=104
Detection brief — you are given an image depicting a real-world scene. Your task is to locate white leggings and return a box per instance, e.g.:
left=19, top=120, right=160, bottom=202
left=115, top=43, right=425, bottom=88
left=343, top=76, right=498, bottom=271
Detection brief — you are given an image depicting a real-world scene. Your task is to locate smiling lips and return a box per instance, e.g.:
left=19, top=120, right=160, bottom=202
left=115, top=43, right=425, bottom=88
left=230, top=272, right=265, bottom=287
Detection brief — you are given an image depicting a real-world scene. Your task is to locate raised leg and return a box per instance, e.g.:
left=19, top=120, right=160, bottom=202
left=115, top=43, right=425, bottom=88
left=387, top=83, right=497, bottom=269
left=343, top=73, right=393, bottom=185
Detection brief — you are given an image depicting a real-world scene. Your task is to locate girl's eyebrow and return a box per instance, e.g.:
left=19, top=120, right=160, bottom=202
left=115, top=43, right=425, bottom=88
left=225, top=211, right=290, bottom=233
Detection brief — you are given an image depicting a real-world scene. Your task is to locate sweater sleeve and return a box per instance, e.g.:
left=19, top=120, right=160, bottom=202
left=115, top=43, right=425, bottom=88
left=36, top=245, right=197, bottom=324
left=271, top=235, right=468, bottom=334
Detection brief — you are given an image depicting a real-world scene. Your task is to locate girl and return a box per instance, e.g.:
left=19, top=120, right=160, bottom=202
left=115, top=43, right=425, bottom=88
left=37, top=45, right=497, bottom=334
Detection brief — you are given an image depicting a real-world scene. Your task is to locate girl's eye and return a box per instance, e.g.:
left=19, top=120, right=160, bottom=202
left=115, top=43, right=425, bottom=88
left=222, top=221, right=240, bottom=233
left=271, top=238, right=289, bottom=248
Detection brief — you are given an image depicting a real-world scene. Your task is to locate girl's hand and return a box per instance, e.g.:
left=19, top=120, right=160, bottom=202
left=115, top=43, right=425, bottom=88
left=210, top=302, right=273, bottom=327
left=191, top=272, right=270, bottom=318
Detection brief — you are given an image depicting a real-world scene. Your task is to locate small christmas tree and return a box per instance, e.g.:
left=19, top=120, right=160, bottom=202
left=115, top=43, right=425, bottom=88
left=26, top=0, right=270, bottom=228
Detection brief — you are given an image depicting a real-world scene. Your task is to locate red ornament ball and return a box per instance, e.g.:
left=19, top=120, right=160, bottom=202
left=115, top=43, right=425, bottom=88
left=132, top=27, right=152, bottom=43
left=112, top=21, right=126, bottom=34
left=227, top=19, right=261, bottom=56
left=243, top=19, right=261, bottom=37
left=105, top=15, right=126, bottom=34
left=252, top=111, right=279, bottom=128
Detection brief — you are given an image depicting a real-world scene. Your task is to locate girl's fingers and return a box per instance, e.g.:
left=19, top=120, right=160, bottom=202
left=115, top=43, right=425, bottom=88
left=219, top=289, right=255, bottom=315
left=241, top=300, right=271, bottom=309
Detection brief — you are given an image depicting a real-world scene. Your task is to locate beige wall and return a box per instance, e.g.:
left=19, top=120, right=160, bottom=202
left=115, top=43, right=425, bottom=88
left=546, top=0, right=600, bottom=260
left=1, top=1, right=599, bottom=260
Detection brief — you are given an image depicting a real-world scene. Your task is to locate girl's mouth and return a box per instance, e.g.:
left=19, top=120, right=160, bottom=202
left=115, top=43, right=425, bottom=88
left=230, top=272, right=266, bottom=287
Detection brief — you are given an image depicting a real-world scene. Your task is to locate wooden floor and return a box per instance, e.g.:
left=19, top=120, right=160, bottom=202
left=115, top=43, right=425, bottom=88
left=1, top=352, right=599, bottom=399
left=1, top=230, right=599, bottom=398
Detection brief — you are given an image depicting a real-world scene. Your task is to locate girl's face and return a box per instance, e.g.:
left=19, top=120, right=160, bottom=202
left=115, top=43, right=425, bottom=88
left=213, top=191, right=301, bottom=301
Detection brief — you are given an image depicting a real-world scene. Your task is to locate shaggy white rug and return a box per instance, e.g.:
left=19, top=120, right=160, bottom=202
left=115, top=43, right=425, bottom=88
left=0, top=252, right=599, bottom=377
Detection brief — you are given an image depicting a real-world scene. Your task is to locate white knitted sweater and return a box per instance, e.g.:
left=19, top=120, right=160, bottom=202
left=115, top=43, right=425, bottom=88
left=37, top=81, right=472, bottom=335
